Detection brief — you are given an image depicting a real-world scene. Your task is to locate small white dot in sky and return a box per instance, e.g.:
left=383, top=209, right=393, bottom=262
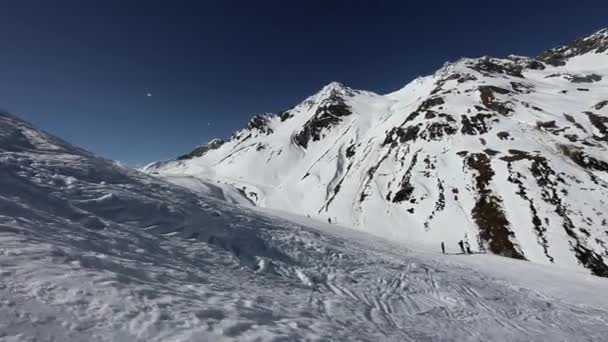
left=146, top=93, right=152, bottom=97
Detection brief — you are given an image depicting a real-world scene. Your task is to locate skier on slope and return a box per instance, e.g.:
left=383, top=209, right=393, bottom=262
left=458, top=240, right=465, bottom=254
left=441, top=241, right=445, bottom=254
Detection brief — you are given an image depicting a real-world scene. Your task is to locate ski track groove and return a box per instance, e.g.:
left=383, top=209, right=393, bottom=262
left=287, top=235, right=608, bottom=341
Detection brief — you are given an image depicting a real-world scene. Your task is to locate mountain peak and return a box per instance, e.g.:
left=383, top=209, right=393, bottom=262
left=315, top=81, right=354, bottom=98
left=539, top=27, right=608, bottom=66
left=588, top=27, right=608, bottom=39
left=176, top=138, right=225, bottom=160
left=321, top=81, right=347, bottom=91
left=313, top=81, right=379, bottom=102
left=295, top=81, right=359, bottom=111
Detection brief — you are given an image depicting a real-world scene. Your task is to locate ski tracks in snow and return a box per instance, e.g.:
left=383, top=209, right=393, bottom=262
left=270, top=219, right=608, bottom=341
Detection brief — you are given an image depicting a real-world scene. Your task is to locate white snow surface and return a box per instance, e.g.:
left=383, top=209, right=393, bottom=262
left=144, top=30, right=608, bottom=276
left=2, top=109, right=608, bottom=341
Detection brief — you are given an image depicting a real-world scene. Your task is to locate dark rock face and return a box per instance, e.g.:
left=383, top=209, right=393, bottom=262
left=393, top=152, right=419, bottom=203
left=500, top=148, right=608, bottom=276
left=560, top=145, right=608, bottom=173
left=595, top=101, right=608, bottom=110
left=278, top=111, right=294, bottom=122
left=570, top=74, right=602, bottom=83
left=585, top=112, right=608, bottom=141
left=461, top=113, right=494, bottom=135
left=522, top=60, right=545, bottom=70
left=546, top=73, right=603, bottom=83
left=502, top=154, right=553, bottom=262
left=496, top=131, right=511, bottom=140
left=401, top=96, right=446, bottom=125
left=345, top=144, right=356, bottom=158
left=539, top=28, right=608, bottom=66
left=536, top=120, right=562, bottom=134
left=177, top=139, right=225, bottom=160
left=384, top=111, right=458, bottom=144
left=247, top=115, right=274, bottom=134
left=431, top=72, right=478, bottom=95
left=360, top=153, right=389, bottom=202
left=466, top=153, right=525, bottom=259
left=500, top=150, right=557, bottom=262
left=294, top=91, right=351, bottom=148
left=508, top=55, right=546, bottom=70
left=383, top=125, right=421, bottom=145
left=468, top=57, right=524, bottom=78
left=479, top=86, right=513, bottom=115
left=510, top=82, right=534, bottom=94
left=420, top=122, right=457, bottom=140
left=424, top=179, right=446, bottom=230
left=563, top=114, right=587, bottom=132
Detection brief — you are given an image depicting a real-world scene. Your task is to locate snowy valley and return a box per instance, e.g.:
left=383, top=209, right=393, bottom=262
left=1, top=29, right=608, bottom=342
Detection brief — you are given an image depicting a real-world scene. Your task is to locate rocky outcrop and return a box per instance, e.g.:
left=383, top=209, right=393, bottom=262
left=177, top=139, right=225, bottom=160
left=539, top=28, right=608, bottom=66
left=294, top=88, right=352, bottom=148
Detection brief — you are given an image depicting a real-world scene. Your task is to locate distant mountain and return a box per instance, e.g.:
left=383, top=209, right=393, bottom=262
left=144, top=28, right=608, bottom=277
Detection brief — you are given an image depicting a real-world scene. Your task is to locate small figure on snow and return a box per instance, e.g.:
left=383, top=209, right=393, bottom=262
left=464, top=240, right=472, bottom=254
left=328, top=217, right=332, bottom=224
left=441, top=241, right=445, bottom=254
left=458, top=240, right=465, bottom=254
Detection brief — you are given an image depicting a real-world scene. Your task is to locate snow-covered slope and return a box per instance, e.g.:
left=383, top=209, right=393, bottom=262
left=145, top=28, right=608, bottom=277
left=3, top=111, right=608, bottom=341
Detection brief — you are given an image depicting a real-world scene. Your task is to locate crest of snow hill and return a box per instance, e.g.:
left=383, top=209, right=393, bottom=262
left=145, top=29, right=608, bottom=277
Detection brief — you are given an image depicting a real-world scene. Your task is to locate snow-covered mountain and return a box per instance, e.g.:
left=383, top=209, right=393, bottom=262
left=3, top=111, right=608, bottom=341
left=145, top=28, right=608, bottom=277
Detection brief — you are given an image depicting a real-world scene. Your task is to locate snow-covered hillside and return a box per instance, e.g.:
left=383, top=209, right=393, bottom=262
left=145, top=28, right=608, bottom=277
left=3, top=111, right=608, bottom=341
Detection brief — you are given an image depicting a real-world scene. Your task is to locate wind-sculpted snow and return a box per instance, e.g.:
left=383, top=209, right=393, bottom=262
left=4, top=113, right=608, bottom=340
left=146, top=28, right=608, bottom=277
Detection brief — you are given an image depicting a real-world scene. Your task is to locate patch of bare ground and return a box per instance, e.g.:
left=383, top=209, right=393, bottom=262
left=466, top=153, right=525, bottom=259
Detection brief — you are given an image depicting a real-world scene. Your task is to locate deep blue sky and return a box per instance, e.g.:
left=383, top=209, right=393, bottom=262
left=1, top=0, right=606, bottom=166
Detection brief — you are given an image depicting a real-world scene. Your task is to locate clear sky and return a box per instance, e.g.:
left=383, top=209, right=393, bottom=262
left=1, top=0, right=606, bottom=166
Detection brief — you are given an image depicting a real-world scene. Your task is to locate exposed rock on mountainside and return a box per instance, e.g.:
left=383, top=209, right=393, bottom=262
left=539, top=28, right=608, bottom=66
left=177, top=138, right=224, bottom=160
left=294, top=86, right=353, bottom=149
left=145, top=28, right=608, bottom=277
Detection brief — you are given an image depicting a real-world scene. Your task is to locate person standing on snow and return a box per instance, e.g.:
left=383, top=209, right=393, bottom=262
left=441, top=242, right=445, bottom=254
left=458, top=240, right=465, bottom=254
left=464, top=240, right=472, bottom=254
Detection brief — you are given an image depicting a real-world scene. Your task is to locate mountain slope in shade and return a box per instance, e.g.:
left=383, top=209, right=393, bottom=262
left=2, top=111, right=608, bottom=341
left=145, top=28, right=608, bottom=277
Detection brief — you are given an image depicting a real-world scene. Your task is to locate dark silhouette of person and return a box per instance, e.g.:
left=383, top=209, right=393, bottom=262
left=464, top=240, right=472, bottom=254
left=441, top=242, right=445, bottom=254
left=458, top=240, right=465, bottom=254
left=328, top=217, right=332, bottom=224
